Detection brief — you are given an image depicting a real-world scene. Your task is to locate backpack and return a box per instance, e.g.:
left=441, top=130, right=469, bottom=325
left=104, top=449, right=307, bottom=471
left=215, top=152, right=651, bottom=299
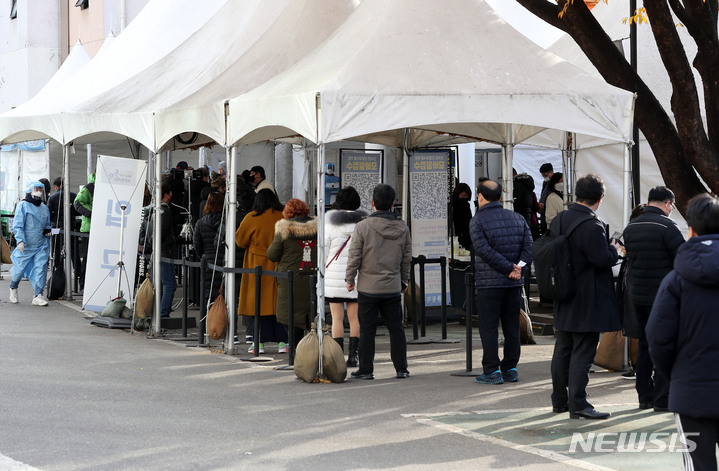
left=533, top=212, right=594, bottom=302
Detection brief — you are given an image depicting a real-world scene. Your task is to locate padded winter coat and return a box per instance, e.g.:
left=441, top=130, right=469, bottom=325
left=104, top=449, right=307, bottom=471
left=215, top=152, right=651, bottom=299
left=469, top=201, right=533, bottom=289
left=345, top=211, right=412, bottom=296
left=235, top=208, right=283, bottom=316
left=324, top=209, right=368, bottom=299
left=73, top=173, right=95, bottom=233
left=193, top=212, right=223, bottom=300
left=267, top=216, right=317, bottom=329
left=647, top=234, right=719, bottom=418
left=622, top=205, right=684, bottom=306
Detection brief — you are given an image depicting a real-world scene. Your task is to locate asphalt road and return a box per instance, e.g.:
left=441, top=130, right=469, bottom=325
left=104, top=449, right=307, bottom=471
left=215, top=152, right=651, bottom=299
left=0, top=277, right=692, bottom=471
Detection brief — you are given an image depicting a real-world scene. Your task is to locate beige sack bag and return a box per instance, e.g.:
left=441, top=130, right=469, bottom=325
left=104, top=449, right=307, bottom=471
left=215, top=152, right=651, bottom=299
left=322, top=331, right=347, bottom=383
left=134, top=274, right=154, bottom=319
left=295, top=329, right=320, bottom=382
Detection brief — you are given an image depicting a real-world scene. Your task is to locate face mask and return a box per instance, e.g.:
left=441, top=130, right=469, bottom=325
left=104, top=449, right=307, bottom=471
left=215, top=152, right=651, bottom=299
left=555, top=182, right=564, bottom=192
left=32, top=190, right=43, bottom=199
left=460, top=198, right=470, bottom=202
left=543, top=176, right=550, bottom=183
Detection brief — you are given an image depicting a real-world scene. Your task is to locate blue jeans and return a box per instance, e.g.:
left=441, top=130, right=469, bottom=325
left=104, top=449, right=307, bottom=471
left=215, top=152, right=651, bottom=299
left=160, top=261, right=177, bottom=317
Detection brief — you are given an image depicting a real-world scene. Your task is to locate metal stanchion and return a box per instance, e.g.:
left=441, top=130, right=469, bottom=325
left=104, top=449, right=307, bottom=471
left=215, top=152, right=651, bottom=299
left=407, top=257, right=432, bottom=344
left=276, top=270, right=295, bottom=371
left=244, top=265, right=272, bottom=362
left=432, top=256, right=459, bottom=344
left=451, top=272, right=480, bottom=376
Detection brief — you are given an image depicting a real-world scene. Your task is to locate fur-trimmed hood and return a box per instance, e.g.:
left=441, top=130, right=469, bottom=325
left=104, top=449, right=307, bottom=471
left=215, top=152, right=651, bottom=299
left=326, top=208, right=369, bottom=226
left=274, top=216, right=317, bottom=239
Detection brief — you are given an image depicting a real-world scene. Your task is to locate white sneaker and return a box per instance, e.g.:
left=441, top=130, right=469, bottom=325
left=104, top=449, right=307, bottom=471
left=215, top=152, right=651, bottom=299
left=32, top=294, right=49, bottom=306
left=277, top=342, right=289, bottom=354
left=248, top=343, right=264, bottom=354
left=9, top=288, right=18, bottom=304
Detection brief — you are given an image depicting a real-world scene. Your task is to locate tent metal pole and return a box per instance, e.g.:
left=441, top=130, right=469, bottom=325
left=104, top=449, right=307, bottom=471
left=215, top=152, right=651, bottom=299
left=623, top=141, right=632, bottom=225
left=562, top=132, right=569, bottom=206
left=225, top=145, right=238, bottom=353
left=151, top=151, right=164, bottom=335
left=317, top=142, right=326, bottom=377
left=401, top=130, right=410, bottom=225
left=63, top=144, right=73, bottom=300
left=501, top=124, right=514, bottom=210
left=86, top=144, right=92, bottom=179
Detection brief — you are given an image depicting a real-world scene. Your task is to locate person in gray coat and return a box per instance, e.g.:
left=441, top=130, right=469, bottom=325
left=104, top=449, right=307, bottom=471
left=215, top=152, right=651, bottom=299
left=550, top=174, right=623, bottom=420
left=345, top=184, right=412, bottom=380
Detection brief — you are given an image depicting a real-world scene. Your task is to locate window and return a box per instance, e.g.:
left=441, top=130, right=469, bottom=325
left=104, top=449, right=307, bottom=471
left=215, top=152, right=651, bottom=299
left=10, top=0, right=17, bottom=19
left=74, top=0, right=89, bottom=10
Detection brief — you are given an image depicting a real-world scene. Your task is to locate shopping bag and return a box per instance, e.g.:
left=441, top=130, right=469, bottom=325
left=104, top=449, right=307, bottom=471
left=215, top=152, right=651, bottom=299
left=207, top=291, right=228, bottom=340
left=594, top=331, right=626, bottom=371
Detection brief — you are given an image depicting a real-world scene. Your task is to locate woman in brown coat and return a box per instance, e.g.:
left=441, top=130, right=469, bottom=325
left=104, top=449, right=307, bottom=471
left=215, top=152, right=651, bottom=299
left=267, top=199, right=317, bottom=348
left=236, top=189, right=286, bottom=353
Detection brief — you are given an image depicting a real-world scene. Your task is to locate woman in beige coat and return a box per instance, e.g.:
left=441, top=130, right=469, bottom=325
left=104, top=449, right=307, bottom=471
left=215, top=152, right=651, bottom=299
left=236, top=189, right=286, bottom=353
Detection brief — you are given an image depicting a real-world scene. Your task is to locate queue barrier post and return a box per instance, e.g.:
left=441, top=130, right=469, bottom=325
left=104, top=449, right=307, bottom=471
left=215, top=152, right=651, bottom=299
left=451, top=271, right=480, bottom=376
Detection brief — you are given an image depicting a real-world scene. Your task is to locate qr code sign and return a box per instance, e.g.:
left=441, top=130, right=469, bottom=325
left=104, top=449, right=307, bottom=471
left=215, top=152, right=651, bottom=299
left=342, top=173, right=380, bottom=211
left=411, top=172, right=447, bottom=220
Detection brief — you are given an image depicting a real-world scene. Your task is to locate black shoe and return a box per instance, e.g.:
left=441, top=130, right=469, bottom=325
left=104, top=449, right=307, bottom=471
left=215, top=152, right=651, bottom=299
left=552, top=405, right=569, bottom=413
left=653, top=406, right=669, bottom=412
left=396, top=371, right=410, bottom=379
left=639, top=402, right=654, bottom=410
left=570, top=407, right=610, bottom=419
left=350, top=370, right=374, bottom=380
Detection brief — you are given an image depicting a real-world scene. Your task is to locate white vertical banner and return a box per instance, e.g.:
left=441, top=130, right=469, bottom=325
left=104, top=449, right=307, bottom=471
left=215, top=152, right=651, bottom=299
left=83, top=155, right=147, bottom=312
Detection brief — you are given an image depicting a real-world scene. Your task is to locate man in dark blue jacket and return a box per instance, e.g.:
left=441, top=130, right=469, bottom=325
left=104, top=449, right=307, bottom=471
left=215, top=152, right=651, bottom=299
left=550, top=174, right=623, bottom=419
left=469, top=179, right=532, bottom=385
left=623, top=186, right=684, bottom=412
left=647, top=193, right=719, bottom=470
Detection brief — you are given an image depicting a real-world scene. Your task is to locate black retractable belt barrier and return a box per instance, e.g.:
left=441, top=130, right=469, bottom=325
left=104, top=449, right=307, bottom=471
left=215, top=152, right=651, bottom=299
left=407, top=255, right=458, bottom=344
left=451, top=271, right=480, bottom=376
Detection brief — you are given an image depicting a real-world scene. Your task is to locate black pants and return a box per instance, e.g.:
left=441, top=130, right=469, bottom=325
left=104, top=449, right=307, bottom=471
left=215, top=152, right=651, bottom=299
left=675, top=414, right=719, bottom=471
left=551, top=330, right=600, bottom=412
left=78, top=234, right=89, bottom=289
left=357, top=292, right=407, bottom=375
left=636, top=304, right=669, bottom=407
left=477, top=287, right=521, bottom=375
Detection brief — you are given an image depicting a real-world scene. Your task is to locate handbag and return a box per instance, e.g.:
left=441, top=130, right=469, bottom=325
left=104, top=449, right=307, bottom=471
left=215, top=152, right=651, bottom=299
left=48, top=261, right=66, bottom=300
left=207, top=287, right=228, bottom=340
left=594, top=331, right=626, bottom=371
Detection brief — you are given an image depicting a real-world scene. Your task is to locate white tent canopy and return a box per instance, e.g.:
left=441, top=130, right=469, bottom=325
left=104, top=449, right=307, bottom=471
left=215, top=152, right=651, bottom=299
left=228, top=0, right=634, bottom=149
left=0, top=0, right=228, bottom=146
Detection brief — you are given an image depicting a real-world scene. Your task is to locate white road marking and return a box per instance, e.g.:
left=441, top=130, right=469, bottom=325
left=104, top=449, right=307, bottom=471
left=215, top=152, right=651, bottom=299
left=0, top=454, right=42, bottom=471
left=406, top=412, right=618, bottom=471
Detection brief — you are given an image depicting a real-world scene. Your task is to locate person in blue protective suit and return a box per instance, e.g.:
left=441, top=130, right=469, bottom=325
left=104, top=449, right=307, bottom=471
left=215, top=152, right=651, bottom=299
left=9, top=181, right=52, bottom=306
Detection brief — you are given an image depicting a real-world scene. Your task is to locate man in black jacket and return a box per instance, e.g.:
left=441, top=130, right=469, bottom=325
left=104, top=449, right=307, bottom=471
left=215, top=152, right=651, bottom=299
left=550, top=174, right=623, bottom=419
left=469, top=179, right=533, bottom=385
left=623, top=186, right=684, bottom=412
left=647, top=193, right=719, bottom=470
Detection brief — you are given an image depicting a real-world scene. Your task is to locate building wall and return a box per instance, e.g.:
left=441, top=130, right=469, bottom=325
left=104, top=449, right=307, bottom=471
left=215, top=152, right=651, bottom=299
left=1, top=0, right=151, bottom=114
left=0, top=0, right=60, bottom=113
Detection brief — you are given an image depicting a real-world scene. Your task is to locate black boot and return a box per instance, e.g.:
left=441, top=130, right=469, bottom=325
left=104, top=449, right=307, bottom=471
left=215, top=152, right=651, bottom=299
left=333, top=337, right=344, bottom=353
left=346, top=337, right=359, bottom=367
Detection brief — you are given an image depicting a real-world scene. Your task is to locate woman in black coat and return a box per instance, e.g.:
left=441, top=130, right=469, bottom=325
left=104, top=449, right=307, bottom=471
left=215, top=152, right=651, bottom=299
left=451, top=183, right=473, bottom=251
left=193, top=192, right=225, bottom=303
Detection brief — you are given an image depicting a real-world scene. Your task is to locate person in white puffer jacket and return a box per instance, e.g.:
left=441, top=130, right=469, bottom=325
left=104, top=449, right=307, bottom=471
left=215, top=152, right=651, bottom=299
left=325, top=187, right=368, bottom=367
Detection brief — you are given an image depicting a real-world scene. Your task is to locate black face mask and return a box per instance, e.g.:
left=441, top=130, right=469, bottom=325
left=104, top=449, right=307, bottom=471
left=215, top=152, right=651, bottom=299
left=459, top=198, right=470, bottom=203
